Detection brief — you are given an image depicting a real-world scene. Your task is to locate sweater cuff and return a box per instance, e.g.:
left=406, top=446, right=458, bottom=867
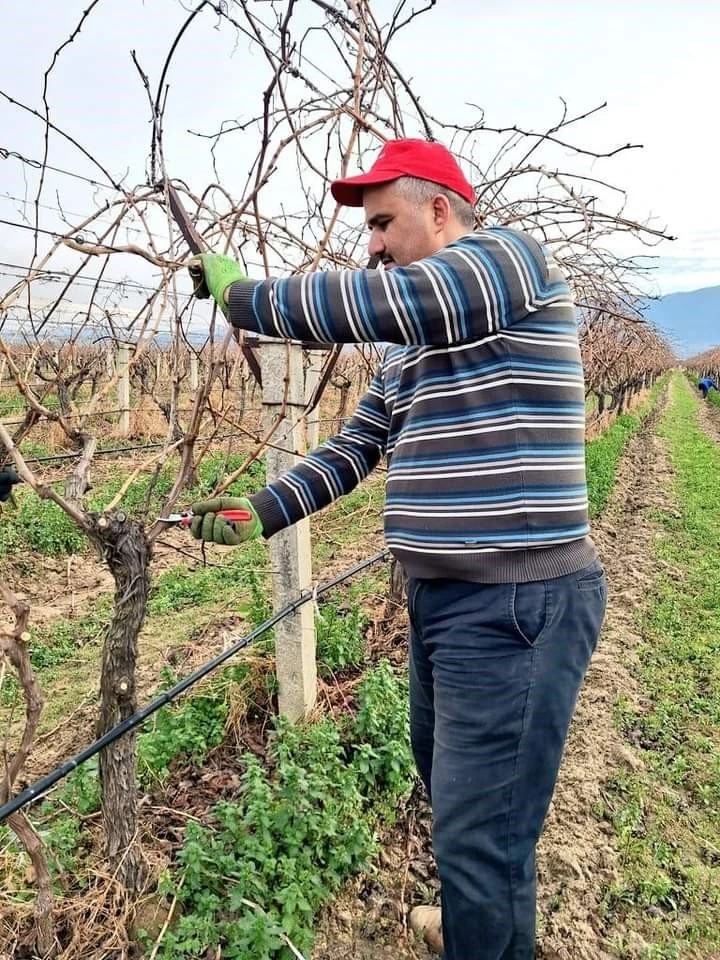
left=250, top=488, right=291, bottom=539
left=227, top=280, right=262, bottom=329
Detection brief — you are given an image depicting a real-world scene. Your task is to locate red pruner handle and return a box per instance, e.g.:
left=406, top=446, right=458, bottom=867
left=176, top=508, right=253, bottom=527
left=216, top=509, right=254, bottom=522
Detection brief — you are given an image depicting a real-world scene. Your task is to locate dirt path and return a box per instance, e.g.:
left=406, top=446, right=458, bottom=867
left=313, top=387, right=679, bottom=960
left=535, top=387, right=680, bottom=959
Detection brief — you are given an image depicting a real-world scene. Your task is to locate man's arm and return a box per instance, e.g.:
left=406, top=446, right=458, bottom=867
left=197, top=228, right=572, bottom=348
left=222, top=365, right=387, bottom=539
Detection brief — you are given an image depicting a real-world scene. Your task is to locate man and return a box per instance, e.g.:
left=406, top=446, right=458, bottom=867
left=698, top=376, right=717, bottom=399
left=188, top=139, right=607, bottom=960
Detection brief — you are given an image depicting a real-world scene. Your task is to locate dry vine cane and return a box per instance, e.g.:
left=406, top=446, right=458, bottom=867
left=687, top=344, right=720, bottom=382
left=0, top=583, right=55, bottom=958
left=581, top=311, right=674, bottom=425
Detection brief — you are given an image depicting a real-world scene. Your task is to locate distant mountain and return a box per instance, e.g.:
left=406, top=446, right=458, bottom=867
left=3, top=288, right=716, bottom=359
left=643, top=286, right=720, bottom=359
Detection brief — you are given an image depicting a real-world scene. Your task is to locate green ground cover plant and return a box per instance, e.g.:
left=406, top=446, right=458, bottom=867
left=150, top=660, right=412, bottom=960
left=597, top=377, right=720, bottom=958
left=585, top=377, right=666, bottom=517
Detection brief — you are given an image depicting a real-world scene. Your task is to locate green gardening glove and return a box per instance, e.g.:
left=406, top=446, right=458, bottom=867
left=189, top=253, right=247, bottom=314
left=189, top=496, right=263, bottom=546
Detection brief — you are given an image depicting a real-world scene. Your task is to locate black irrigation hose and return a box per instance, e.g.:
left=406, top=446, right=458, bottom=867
left=20, top=437, right=231, bottom=465
left=0, top=548, right=390, bottom=824
left=5, top=431, right=252, bottom=465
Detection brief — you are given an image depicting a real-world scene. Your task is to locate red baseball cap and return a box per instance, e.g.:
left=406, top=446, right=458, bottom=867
left=331, top=138, right=475, bottom=207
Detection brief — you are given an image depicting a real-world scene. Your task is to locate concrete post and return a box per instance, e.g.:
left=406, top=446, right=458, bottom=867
left=261, top=341, right=316, bottom=722
left=116, top=342, right=131, bottom=437
left=189, top=353, right=199, bottom=392
left=304, top=349, right=326, bottom=450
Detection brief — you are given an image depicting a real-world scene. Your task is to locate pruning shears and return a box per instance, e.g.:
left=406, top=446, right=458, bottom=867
left=165, top=180, right=262, bottom=386
left=157, top=509, right=253, bottom=528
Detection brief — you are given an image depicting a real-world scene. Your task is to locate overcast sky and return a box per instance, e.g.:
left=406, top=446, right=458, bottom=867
left=1, top=0, right=718, bottom=315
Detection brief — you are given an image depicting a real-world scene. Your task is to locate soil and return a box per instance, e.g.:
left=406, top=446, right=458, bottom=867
left=312, top=384, right=681, bottom=960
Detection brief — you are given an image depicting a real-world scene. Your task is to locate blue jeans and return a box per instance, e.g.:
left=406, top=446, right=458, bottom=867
left=408, top=560, right=607, bottom=960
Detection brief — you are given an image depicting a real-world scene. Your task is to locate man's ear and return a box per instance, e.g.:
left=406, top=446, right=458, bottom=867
left=431, top=194, right=452, bottom=230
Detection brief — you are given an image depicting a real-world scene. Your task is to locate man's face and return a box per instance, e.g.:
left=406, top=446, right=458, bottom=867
left=363, top=182, right=443, bottom=268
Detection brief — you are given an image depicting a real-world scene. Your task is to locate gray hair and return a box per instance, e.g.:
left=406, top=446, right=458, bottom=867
left=394, top=176, right=476, bottom=229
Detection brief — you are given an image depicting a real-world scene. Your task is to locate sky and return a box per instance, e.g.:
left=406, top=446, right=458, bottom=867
left=0, top=0, right=718, bottom=334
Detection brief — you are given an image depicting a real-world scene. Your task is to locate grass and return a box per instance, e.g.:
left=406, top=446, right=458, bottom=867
left=0, top=490, right=87, bottom=558
left=17, top=439, right=55, bottom=462
left=311, top=473, right=385, bottom=568
left=29, top=599, right=112, bottom=669
left=1, top=599, right=115, bottom=707
left=0, top=389, right=26, bottom=417
left=0, top=541, right=273, bottom=729
left=148, top=541, right=269, bottom=616
left=585, top=391, right=613, bottom=415
left=596, top=375, right=720, bottom=958
left=585, top=377, right=666, bottom=517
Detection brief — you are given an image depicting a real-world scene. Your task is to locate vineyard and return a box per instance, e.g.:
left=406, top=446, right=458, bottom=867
left=1, top=3, right=719, bottom=960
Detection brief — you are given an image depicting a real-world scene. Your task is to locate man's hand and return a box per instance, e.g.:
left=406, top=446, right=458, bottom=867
left=189, top=253, right=247, bottom=312
left=189, top=496, right=263, bottom=546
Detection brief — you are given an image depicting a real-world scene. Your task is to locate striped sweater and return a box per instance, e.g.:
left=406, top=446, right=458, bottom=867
left=229, top=227, right=596, bottom=583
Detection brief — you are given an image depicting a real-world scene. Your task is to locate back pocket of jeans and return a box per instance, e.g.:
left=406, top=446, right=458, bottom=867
left=510, top=580, right=549, bottom=647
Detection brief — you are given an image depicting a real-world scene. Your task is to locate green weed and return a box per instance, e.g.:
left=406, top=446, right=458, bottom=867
left=38, top=761, right=100, bottom=880
left=0, top=390, right=25, bottom=417
left=150, top=661, right=413, bottom=959
left=351, top=659, right=413, bottom=810
left=586, top=413, right=641, bottom=517
left=137, top=689, right=229, bottom=785
left=315, top=597, right=368, bottom=677
left=0, top=672, right=19, bottom=706
left=191, top=453, right=266, bottom=499
left=88, top=463, right=177, bottom=517
left=17, top=439, right=54, bottom=462
left=0, top=761, right=102, bottom=883
left=13, top=494, right=86, bottom=556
